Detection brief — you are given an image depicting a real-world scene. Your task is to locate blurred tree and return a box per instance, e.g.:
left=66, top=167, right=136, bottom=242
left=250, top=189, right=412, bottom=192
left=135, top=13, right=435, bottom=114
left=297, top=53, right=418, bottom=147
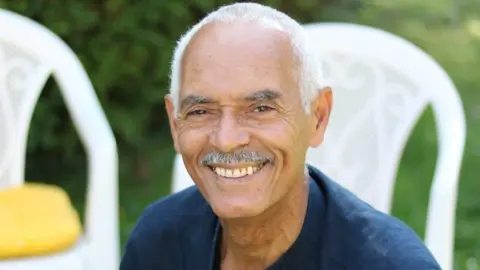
left=1, top=0, right=361, bottom=181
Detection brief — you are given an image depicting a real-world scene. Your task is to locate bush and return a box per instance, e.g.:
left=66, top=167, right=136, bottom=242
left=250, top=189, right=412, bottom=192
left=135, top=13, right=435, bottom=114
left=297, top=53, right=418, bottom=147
left=0, top=0, right=360, bottom=174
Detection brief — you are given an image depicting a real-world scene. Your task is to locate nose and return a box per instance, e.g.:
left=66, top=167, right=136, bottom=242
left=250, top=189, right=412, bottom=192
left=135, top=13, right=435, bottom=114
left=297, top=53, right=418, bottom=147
left=209, top=111, right=249, bottom=152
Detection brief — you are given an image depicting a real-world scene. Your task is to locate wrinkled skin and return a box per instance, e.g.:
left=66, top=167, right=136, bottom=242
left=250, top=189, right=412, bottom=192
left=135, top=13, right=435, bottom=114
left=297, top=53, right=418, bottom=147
left=165, top=20, right=333, bottom=268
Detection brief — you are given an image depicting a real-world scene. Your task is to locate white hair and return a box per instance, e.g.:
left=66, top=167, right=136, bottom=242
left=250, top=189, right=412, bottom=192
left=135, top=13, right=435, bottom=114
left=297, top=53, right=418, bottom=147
left=169, top=2, right=323, bottom=115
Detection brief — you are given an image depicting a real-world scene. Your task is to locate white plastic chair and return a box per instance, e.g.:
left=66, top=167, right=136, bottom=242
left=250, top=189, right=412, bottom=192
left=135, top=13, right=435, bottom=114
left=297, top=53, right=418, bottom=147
left=0, top=9, right=119, bottom=270
left=170, top=23, right=466, bottom=270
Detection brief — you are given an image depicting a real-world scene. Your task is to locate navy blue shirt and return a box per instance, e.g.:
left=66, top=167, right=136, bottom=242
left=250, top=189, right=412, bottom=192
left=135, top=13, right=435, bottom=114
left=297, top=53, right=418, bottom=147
left=120, top=165, right=441, bottom=269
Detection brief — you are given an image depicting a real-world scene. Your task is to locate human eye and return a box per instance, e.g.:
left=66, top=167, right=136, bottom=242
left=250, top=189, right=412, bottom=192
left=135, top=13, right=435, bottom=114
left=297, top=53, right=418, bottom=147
left=186, top=109, right=208, bottom=116
left=253, top=105, right=275, bottom=113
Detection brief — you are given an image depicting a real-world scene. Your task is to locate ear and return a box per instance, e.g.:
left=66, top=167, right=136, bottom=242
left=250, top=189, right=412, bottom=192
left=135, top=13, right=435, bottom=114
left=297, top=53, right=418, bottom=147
left=309, top=87, right=333, bottom=147
left=165, top=95, right=181, bottom=153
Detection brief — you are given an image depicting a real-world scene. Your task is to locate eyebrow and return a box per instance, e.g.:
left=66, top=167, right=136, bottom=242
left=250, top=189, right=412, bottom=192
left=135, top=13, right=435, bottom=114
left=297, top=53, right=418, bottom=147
left=244, top=89, right=282, bottom=102
left=179, top=89, right=282, bottom=110
left=180, top=95, right=214, bottom=110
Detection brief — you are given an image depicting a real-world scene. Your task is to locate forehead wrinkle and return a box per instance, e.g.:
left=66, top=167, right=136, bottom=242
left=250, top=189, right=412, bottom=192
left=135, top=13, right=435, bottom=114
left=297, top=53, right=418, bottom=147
left=181, top=20, right=295, bottom=74
left=179, top=21, right=297, bottom=111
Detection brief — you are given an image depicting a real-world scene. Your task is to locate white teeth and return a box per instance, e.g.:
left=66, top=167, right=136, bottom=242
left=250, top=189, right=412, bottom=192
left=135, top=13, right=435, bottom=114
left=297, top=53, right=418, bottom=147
left=212, top=165, right=263, bottom=178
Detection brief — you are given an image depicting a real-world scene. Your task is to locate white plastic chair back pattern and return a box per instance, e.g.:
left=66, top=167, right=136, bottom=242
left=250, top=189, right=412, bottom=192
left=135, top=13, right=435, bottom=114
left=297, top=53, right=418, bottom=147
left=303, top=23, right=465, bottom=270
left=170, top=23, right=466, bottom=270
left=0, top=9, right=119, bottom=270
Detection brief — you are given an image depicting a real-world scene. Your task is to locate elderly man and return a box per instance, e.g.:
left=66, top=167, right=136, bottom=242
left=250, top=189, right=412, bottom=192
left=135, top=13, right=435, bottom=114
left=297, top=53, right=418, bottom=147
left=120, top=3, right=441, bottom=270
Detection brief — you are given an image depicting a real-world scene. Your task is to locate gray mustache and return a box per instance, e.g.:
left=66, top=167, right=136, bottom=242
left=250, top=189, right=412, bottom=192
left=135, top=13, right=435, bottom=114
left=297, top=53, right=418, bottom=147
left=200, top=150, right=273, bottom=166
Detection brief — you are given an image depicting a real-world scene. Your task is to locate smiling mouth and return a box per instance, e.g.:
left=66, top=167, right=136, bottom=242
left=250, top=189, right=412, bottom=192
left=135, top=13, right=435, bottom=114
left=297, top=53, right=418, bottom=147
left=208, top=163, right=267, bottom=179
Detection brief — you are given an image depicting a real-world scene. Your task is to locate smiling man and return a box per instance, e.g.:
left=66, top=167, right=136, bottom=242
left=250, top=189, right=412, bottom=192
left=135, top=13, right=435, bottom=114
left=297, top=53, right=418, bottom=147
left=120, top=3, right=441, bottom=270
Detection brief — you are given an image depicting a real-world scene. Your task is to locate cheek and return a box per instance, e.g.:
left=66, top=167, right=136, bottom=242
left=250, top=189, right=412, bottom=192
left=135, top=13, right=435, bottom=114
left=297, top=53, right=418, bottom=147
left=251, top=115, right=311, bottom=179
left=252, top=116, right=305, bottom=150
left=176, top=125, right=210, bottom=158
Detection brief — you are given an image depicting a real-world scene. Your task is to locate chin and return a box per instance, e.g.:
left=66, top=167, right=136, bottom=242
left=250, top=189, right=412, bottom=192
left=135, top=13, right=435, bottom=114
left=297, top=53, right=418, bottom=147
left=210, top=196, right=269, bottom=219
left=197, top=162, right=277, bottom=219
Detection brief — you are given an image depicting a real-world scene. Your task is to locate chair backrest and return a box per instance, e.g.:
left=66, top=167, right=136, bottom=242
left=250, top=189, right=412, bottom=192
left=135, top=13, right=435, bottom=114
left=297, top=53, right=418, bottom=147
left=0, top=9, right=119, bottom=270
left=170, top=22, right=466, bottom=269
left=303, top=23, right=465, bottom=270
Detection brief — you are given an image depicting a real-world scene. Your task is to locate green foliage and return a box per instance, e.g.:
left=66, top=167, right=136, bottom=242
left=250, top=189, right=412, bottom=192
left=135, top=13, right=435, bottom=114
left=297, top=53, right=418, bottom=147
left=2, top=0, right=358, bottom=158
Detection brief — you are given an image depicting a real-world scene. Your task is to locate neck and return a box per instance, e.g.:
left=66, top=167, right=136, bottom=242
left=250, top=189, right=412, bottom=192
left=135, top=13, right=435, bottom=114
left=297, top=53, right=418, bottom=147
left=219, top=173, right=310, bottom=270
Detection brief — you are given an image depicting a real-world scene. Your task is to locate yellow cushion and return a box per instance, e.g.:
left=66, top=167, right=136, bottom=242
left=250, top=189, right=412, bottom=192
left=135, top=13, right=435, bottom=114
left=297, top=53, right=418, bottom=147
left=0, top=183, right=82, bottom=259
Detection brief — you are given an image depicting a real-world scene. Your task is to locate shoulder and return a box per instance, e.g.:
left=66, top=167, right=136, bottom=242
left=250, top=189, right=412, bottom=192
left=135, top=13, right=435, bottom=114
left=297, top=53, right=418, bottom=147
left=120, top=186, right=216, bottom=270
left=130, top=185, right=210, bottom=236
left=346, top=211, right=441, bottom=269
left=309, top=166, right=441, bottom=269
